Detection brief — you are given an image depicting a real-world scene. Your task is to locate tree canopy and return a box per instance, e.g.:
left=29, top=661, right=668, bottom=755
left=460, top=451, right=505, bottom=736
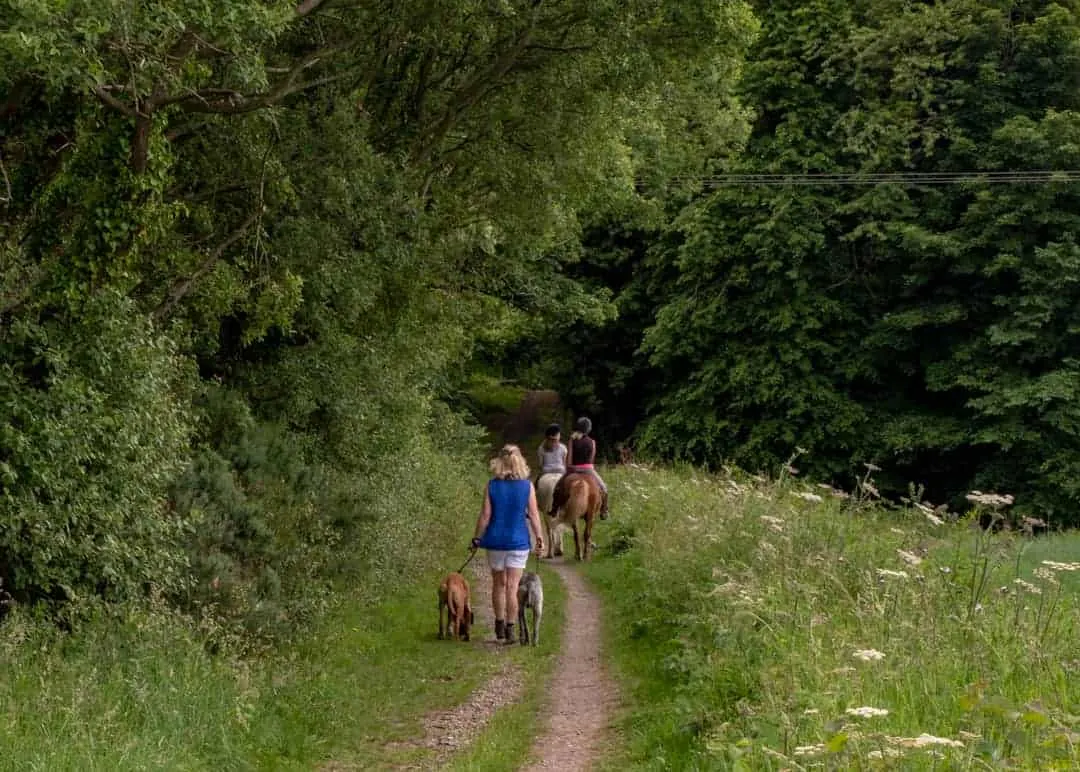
left=528, top=0, right=1080, bottom=523
left=0, top=0, right=756, bottom=623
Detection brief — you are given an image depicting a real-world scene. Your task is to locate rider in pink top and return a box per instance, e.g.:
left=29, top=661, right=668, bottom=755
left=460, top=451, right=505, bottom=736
left=550, top=417, right=609, bottom=519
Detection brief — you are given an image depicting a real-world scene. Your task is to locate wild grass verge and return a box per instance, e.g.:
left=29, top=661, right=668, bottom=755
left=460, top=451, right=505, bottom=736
left=584, top=464, right=1080, bottom=771
left=0, top=455, right=537, bottom=770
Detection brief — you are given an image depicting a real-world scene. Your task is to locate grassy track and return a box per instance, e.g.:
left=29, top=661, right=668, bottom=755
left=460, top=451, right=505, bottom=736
left=0, top=460, right=561, bottom=771
left=442, top=564, right=567, bottom=772
left=0, top=563, right=511, bottom=770
left=583, top=464, right=1080, bottom=770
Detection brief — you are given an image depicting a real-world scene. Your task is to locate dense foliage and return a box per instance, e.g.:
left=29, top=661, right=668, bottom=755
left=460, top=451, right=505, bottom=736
left=526, top=0, right=1080, bottom=523
left=0, top=0, right=755, bottom=626
left=7, top=0, right=1080, bottom=630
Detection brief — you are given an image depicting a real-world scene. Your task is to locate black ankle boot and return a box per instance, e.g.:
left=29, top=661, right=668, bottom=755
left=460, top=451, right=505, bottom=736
left=502, top=622, right=515, bottom=644
left=494, top=619, right=505, bottom=640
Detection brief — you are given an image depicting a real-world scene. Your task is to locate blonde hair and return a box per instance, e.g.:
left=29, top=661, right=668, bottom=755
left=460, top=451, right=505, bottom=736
left=490, top=444, right=530, bottom=480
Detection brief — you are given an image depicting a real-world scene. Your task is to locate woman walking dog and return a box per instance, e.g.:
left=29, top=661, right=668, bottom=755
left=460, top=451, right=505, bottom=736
left=471, top=444, right=545, bottom=643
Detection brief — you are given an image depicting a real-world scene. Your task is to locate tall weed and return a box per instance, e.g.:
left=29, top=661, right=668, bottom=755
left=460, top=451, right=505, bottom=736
left=586, top=464, right=1080, bottom=770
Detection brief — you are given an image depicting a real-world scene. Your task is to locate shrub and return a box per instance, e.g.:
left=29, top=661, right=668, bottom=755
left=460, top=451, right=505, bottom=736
left=0, top=291, right=195, bottom=605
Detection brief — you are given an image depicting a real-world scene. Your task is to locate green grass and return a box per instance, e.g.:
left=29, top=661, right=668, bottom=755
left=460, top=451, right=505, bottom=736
left=583, top=464, right=1080, bottom=771
left=0, top=453, right=561, bottom=770
left=0, top=563, right=513, bottom=770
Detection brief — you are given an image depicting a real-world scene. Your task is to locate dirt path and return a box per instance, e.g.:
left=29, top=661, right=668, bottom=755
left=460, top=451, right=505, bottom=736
left=520, top=558, right=618, bottom=772
left=387, top=556, right=618, bottom=772
left=385, top=559, right=526, bottom=771
left=396, top=389, right=617, bottom=770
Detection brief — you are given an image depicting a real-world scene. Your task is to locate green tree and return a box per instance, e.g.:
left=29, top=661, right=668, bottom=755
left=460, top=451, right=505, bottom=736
left=644, top=0, right=1080, bottom=519
left=0, top=0, right=761, bottom=620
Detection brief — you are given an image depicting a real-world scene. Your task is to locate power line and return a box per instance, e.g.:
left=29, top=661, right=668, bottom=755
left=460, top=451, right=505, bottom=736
left=641, top=170, right=1080, bottom=187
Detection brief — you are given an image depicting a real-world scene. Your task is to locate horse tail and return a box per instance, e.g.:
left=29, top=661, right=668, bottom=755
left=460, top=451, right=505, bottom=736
left=566, top=477, right=590, bottom=517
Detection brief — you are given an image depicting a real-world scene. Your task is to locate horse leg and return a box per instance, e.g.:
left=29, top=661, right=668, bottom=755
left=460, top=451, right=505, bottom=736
left=583, top=513, right=594, bottom=561
left=572, top=520, right=581, bottom=561
left=438, top=599, right=445, bottom=639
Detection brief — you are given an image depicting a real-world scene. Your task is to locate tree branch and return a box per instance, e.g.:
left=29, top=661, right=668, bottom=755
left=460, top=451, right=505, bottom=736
left=93, top=85, right=146, bottom=119
left=0, top=150, right=11, bottom=205
left=153, top=209, right=262, bottom=322
left=412, top=31, right=532, bottom=167
left=175, top=46, right=346, bottom=114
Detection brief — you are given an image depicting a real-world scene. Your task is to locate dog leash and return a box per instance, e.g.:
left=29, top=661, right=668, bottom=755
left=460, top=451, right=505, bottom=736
left=457, top=547, right=478, bottom=574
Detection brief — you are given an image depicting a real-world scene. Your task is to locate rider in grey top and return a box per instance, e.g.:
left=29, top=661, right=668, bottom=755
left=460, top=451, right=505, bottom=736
left=537, top=424, right=567, bottom=476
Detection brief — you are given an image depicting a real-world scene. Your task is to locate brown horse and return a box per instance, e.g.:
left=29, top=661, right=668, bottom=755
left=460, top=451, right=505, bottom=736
left=546, top=471, right=602, bottom=561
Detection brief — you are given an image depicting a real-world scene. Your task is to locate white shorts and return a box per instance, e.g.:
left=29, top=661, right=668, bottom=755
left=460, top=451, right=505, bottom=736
left=486, top=549, right=530, bottom=571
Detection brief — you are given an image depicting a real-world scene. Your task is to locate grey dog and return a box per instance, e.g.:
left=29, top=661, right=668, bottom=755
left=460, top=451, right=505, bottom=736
left=517, top=571, right=544, bottom=646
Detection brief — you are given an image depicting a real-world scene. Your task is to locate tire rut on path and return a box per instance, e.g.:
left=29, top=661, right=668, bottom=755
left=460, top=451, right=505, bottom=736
left=520, top=558, right=618, bottom=772
left=382, top=558, right=526, bottom=771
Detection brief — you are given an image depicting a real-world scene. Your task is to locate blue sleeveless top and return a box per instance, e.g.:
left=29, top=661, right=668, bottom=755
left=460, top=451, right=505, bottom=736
left=479, top=478, right=532, bottom=551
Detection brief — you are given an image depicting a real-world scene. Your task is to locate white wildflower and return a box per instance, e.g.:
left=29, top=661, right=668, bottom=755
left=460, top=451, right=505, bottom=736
left=793, top=744, right=825, bottom=756
left=803, top=708, right=820, bottom=715
left=891, top=734, right=964, bottom=749
left=793, top=491, right=823, bottom=503
left=864, top=462, right=882, bottom=472
left=1013, top=578, right=1042, bottom=595
left=707, top=581, right=741, bottom=597
left=897, top=549, right=923, bottom=566
left=853, top=648, right=886, bottom=662
left=846, top=706, right=889, bottom=718
left=919, top=505, right=945, bottom=525
left=965, top=491, right=1014, bottom=508
left=1033, top=567, right=1059, bottom=584
left=760, top=515, right=785, bottom=532
left=876, top=568, right=909, bottom=580
left=1042, top=560, right=1080, bottom=572
left=868, top=749, right=904, bottom=759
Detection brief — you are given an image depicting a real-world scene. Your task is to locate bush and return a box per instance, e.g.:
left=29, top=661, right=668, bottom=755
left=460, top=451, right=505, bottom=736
left=169, top=381, right=487, bottom=642
left=0, top=291, right=195, bottom=605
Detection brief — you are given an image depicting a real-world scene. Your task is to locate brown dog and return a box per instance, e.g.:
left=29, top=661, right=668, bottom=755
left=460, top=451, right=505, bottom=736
left=438, top=572, right=474, bottom=641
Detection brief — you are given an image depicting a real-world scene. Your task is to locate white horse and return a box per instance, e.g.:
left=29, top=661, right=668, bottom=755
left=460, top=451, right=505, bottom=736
left=536, top=472, right=564, bottom=558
